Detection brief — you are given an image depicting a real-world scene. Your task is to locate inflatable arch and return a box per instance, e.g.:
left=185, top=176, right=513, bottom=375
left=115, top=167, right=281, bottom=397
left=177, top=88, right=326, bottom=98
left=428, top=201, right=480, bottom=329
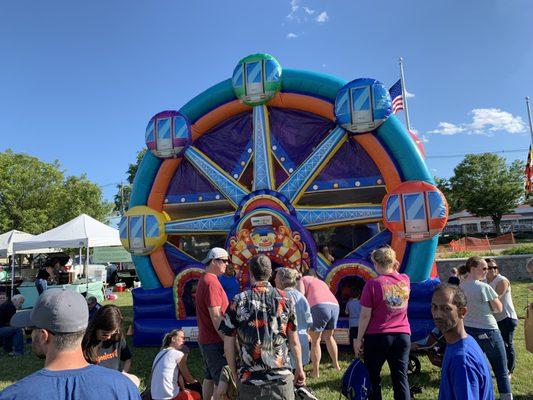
left=122, top=54, right=448, bottom=345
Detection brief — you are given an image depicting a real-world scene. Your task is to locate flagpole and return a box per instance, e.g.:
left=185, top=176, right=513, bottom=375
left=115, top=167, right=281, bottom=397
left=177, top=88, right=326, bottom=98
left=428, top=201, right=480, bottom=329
left=526, top=96, right=533, bottom=144
left=399, top=57, right=412, bottom=131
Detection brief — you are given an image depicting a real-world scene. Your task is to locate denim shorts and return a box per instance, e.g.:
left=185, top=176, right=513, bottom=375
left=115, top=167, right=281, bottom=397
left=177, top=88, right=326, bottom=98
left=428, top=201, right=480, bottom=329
left=198, top=342, right=227, bottom=384
left=310, top=303, right=339, bottom=332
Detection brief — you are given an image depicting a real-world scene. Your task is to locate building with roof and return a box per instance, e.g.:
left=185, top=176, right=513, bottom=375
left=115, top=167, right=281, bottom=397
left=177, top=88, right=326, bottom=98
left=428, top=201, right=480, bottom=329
left=444, top=204, right=533, bottom=234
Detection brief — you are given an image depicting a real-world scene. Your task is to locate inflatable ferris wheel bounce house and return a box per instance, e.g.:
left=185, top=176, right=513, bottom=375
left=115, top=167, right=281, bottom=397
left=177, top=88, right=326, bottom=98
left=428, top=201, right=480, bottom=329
left=120, top=54, right=449, bottom=346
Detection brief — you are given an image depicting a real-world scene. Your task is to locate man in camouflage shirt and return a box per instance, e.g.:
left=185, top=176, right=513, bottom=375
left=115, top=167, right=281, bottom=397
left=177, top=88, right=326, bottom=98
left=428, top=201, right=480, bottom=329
left=219, top=254, right=305, bottom=399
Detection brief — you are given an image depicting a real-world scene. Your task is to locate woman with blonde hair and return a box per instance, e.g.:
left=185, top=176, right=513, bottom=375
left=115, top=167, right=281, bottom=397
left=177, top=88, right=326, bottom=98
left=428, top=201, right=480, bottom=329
left=354, top=246, right=411, bottom=400
left=150, top=329, right=200, bottom=400
left=275, top=267, right=313, bottom=368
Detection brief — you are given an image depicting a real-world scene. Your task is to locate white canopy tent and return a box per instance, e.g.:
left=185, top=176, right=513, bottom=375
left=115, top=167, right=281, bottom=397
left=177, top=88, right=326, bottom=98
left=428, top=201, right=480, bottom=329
left=14, top=214, right=121, bottom=251
left=12, top=214, right=122, bottom=295
left=0, top=230, right=59, bottom=258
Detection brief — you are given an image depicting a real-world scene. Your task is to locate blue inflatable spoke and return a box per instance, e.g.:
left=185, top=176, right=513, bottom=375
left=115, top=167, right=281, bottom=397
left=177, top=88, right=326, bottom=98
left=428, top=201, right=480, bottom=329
left=184, top=146, right=249, bottom=208
left=295, top=205, right=382, bottom=229
left=165, top=212, right=235, bottom=234
left=252, top=105, right=276, bottom=191
left=278, top=126, right=347, bottom=203
left=315, top=255, right=331, bottom=279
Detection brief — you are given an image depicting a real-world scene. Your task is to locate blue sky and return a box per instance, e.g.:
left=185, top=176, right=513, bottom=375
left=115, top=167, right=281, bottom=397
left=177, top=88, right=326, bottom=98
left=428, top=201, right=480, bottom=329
left=1, top=1, right=532, bottom=202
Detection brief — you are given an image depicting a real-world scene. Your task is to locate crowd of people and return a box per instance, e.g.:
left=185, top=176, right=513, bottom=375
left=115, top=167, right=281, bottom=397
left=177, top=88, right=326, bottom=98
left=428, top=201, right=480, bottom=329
left=0, top=246, right=524, bottom=400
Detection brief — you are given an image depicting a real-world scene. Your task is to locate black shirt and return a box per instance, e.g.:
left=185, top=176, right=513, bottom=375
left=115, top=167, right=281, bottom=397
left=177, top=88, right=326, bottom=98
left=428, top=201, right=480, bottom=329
left=95, top=338, right=132, bottom=371
left=0, top=300, right=16, bottom=327
left=36, top=268, right=50, bottom=280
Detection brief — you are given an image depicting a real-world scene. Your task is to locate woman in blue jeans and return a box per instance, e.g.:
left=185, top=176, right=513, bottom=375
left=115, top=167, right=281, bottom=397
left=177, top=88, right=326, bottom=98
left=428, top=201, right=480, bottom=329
left=486, top=258, right=519, bottom=376
left=460, top=256, right=512, bottom=400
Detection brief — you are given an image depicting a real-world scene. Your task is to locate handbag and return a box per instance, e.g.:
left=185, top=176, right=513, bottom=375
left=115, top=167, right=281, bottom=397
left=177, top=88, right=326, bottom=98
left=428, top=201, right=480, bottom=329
left=141, top=350, right=168, bottom=400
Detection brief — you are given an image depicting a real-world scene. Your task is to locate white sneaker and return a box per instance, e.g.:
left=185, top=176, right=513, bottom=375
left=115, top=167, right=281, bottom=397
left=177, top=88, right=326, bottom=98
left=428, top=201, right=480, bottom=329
left=295, top=385, right=319, bottom=400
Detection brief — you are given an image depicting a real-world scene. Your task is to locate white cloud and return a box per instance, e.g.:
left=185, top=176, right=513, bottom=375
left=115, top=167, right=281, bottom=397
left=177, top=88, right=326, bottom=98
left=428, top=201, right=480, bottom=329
left=421, top=135, right=430, bottom=143
left=287, top=2, right=327, bottom=24
left=287, top=0, right=299, bottom=20
left=429, top=122, right=466, bottom=135
left=405, top=90, right=415, bottom=99
left=287, top=32, right=298, bottom=39
left=315, top=11, right=329, bottom=24
left=469, top=108, right=525, bottom=134
left=429, top=108, right=526, bottom=136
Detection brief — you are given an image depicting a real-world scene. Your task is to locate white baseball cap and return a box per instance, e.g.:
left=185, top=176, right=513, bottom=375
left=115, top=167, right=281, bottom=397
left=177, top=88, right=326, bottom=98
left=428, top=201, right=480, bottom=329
left=202, top=247, right=229, bottom=264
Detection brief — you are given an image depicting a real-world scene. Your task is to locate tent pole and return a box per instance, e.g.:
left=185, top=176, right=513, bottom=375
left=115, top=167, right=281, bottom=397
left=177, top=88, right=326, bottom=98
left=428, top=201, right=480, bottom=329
left=10, top=253, right=15, bottom=298
left=85, top=246, right=89, bottom=296
left=78, top=247, right=82, bottom=279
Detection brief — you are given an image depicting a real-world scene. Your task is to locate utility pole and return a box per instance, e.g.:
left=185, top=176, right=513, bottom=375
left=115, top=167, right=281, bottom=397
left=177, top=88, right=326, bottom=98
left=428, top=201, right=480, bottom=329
left=120, top=182, right=124, bottom=215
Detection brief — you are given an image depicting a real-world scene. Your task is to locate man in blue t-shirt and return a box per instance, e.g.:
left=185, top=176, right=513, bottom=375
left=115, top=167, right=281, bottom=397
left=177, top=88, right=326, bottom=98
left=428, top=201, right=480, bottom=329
left=431, top=283, right=494, bottom=400
left=0, top=288, right=140, bottom=400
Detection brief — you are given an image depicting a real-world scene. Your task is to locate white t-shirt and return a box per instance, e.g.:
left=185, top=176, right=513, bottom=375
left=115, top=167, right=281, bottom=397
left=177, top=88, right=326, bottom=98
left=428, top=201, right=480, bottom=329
left=488, top=274, right=518, bottom=322
left=150, top=348, right=184, bottom=400
left=460, top=280, right=499, bottom=330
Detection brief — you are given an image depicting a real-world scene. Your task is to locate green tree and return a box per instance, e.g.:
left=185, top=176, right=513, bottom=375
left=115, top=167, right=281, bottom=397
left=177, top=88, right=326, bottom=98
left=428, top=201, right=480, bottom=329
left=113, top=149, right=146, bottom=213
left=52, top=175, right=113, bottom=225
left=449, top=153, right=524, bottom=234
left=434, top=176, right=462, bottom=214
left=0, top=150, right=112, bottom=234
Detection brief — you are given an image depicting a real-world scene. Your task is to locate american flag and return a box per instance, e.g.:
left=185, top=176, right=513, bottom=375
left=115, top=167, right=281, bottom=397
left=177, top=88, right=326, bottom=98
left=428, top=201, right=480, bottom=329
left=389, top=79, right=403, bottom=114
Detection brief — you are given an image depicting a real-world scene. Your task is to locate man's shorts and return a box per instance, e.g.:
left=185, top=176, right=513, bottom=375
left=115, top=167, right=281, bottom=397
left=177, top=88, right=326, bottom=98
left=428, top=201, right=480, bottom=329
left=198, top=342, right=227, bottom=385
left=310, top=303, right=339, bottom=332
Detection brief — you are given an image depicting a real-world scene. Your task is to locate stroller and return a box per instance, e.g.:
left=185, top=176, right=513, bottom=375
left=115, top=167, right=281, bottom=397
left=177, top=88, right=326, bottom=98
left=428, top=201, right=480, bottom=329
left=408, top=329, right=446, bottom=376
left=408, top=330, right=446, bottom=398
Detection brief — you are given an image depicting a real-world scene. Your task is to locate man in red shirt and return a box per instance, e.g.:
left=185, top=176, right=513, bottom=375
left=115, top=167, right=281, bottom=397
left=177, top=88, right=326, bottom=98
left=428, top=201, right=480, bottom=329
left=195, top=247, right=230, bottom=400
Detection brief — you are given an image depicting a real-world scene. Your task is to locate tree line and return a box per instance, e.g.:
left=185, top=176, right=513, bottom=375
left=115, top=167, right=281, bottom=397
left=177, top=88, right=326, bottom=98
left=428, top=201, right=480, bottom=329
left=1, top=149, right=525, bottom=237
left=0, top=150, right=112, bottom=234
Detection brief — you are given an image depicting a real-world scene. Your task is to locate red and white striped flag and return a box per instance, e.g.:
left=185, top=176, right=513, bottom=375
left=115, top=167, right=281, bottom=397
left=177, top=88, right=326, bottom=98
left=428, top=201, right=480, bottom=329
left=389, top=79, right=404, bottom=114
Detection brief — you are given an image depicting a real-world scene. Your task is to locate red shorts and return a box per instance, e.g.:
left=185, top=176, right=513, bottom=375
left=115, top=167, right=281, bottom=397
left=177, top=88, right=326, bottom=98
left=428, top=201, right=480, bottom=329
left=172, top=389, right=201, bottom=400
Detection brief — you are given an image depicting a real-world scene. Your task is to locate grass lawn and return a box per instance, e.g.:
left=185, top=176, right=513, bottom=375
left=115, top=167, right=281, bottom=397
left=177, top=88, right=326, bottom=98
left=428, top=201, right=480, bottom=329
left=2, top=282, right=533, bottom=399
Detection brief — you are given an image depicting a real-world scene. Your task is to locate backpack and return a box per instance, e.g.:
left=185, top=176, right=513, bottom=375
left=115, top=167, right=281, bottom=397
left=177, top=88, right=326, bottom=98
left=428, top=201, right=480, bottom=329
left=340, top=358, right=371, bottom=400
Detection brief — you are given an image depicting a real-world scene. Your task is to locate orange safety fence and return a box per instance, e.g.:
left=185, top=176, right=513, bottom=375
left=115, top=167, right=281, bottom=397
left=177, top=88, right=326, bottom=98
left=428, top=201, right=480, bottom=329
left=446, top=233, right=515, bottom=252
left=491, top=232, right=516, bottom=245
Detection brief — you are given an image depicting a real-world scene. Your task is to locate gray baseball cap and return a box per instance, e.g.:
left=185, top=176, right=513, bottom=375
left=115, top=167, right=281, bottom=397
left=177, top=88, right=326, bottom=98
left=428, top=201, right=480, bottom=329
left=10, top=288, right=89, bottom=333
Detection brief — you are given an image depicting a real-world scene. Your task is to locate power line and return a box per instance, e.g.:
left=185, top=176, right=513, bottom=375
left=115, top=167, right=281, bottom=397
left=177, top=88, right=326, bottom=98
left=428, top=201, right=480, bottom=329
left=426, top=148, right=528, bottom=159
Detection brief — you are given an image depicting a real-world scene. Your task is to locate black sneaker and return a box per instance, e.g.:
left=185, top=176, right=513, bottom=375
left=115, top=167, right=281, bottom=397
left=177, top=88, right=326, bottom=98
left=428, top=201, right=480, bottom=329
left=295, top=385, right=319, bottom=400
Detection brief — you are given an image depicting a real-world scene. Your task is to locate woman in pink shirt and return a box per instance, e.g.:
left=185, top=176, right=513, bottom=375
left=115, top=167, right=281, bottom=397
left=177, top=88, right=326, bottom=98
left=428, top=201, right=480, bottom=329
left=354, top=246, right=411, bottom=400
left=299, top=269, right=340, bottom=378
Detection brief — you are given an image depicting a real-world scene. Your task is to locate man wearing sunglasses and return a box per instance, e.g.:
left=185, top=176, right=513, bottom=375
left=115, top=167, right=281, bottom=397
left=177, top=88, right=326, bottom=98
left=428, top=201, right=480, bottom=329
left=0, top=289, right=140, bottom=399
left=196, top=247, right=231, bottom=400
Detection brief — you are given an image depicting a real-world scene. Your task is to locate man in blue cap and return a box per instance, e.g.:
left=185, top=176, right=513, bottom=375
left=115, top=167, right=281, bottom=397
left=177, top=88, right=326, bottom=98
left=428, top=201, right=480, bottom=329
left=0, top=288, right=140, bottom=400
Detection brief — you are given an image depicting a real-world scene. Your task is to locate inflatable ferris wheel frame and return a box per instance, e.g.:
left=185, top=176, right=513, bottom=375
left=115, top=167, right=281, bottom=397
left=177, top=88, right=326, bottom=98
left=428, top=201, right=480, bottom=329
left=120, top=54, right=448, bottom=345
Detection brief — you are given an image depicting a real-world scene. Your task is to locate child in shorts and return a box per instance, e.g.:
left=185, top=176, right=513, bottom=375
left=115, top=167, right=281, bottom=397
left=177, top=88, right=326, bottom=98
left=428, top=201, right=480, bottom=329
left=346, top=286, right=362, bottom=355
